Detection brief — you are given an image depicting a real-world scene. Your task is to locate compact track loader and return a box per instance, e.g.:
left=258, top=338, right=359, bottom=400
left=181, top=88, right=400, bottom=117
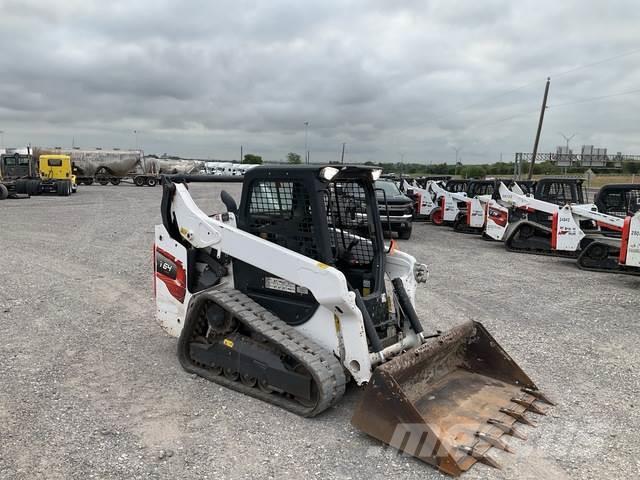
left=401, top=178, right=441, bottom=220
left=485, top=178, right=592, bottom=244
left=489, top=182, right=640, bottom=275
left=154, top=165, right=552, bottom=476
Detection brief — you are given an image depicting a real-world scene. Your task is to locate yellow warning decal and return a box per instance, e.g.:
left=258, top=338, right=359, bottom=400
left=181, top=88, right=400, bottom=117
left=334, top=315, right=341, bottom=332
left=223, top=339, right=234, bottom=348
left=179, top=227, right=189, bottom=236
left=316, top=262, right=329, bottom=269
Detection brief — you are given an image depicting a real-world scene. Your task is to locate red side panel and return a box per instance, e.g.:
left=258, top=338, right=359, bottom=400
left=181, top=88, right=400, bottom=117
left=598, top=221, right=622, bottom=233
left=619, top=216, right=632, bottom=265
left=551, top=211, right=558, bottom=250
left=488, top=206, right=508, bottom=227
left=155, top=246, right=187, bottom=303
left=415, top=192, right=422, bottom=214
left=153, top=244, right=157, bottom=299
left=466, top=201, right=472, bottom=225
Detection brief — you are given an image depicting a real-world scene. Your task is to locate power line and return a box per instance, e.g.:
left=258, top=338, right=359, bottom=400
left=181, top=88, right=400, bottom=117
left=553, top=47, right=640, bottom=79
left=431, top=47, right=640, bottom=122
left=549, top=88, right=640, bottom=108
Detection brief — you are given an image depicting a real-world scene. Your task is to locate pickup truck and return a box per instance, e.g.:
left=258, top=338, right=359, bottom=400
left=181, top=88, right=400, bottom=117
left=375, top=179, right=414, bottom=239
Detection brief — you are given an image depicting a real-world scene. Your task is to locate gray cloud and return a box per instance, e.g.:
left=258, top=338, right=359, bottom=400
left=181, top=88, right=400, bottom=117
left=0, top=0, right=638, bottom=162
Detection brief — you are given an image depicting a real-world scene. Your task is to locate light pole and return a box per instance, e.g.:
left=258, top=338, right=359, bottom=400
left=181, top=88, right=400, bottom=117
left=453, top=146, right=462, bottom=164
left=133, top=130, right=139, bottom=150
left=303, top=122, right=309, bottom=164
left=452, top=147, right=462, bottom=176
left=0, top=130, right=4, bottom=149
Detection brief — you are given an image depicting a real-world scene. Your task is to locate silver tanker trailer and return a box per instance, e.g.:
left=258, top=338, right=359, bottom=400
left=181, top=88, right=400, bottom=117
left=33, top=147, right=161, bottom=186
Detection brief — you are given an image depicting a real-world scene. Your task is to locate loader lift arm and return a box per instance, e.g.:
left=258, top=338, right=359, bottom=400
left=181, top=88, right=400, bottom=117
left=169, top=181, right=359, bottom=316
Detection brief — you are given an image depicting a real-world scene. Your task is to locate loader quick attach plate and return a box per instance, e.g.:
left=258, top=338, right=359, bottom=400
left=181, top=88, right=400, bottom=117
left=351, top=320, right=554, bottom=476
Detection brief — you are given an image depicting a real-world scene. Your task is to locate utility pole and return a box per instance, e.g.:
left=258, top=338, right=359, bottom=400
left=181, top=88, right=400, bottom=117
left=341, top=142, right=346, bottom=164
left=528, top=77, right=551, bottom=179
left=240, top=145, right=243, bottom=163
left=0, top=130, right=4, bottom=149
left=133, top=130, right=138, bottom=150
left=303, top=121, right=309, bottom=164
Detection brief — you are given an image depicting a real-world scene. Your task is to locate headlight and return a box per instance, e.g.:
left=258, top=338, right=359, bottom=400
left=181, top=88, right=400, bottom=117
left=319, top=167, right=339, bottom=181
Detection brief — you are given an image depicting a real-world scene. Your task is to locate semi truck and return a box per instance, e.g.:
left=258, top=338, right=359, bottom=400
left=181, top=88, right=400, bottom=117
left=0, top=152, right=75, bottom=199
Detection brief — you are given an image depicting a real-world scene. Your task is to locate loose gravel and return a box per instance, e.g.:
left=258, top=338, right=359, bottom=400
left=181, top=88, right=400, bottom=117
left=0, top=184, right=638, bottom=480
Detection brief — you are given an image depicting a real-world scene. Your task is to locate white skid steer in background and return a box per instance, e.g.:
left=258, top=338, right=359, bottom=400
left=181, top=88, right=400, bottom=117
left=486, top=182, right=640, bottom=275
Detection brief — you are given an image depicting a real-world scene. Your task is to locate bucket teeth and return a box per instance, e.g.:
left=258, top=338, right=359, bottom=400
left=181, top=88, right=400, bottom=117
left=511, top=397, right=547, bottom=415
left=487, top=418, right=527, bottom=440
left=475, top=431, right=513, bottom=453
left=500, top=407, right=536, bottom=426
left=456, top=445, right=501, bottom=470
left=522, top=387, right=555, bottom=406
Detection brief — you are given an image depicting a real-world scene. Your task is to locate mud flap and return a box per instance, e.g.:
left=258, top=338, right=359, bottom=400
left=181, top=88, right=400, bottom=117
left=351, top=321, right=553, bottom=476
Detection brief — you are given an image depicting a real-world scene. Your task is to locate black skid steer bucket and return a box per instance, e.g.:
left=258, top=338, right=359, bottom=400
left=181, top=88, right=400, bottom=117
left=351, top=321, right=553, bottom=476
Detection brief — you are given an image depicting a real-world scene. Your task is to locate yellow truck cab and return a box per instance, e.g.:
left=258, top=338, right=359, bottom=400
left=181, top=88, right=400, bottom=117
left=39, top=154, right=77, bottom=194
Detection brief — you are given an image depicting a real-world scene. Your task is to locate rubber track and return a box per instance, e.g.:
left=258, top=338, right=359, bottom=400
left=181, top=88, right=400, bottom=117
left=504, top=222, right=579, bottom=258
left=577, top=242, right=640, bottom=276
left=178, top=288, right=346, bottom=417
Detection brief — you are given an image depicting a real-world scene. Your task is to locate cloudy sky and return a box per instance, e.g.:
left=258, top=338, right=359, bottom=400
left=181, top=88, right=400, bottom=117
left=1, top=0, right=638, bottom=163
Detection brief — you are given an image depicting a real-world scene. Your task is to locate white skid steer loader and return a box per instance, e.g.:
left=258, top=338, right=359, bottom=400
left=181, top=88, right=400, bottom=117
left=401, top=179, right=439, bottom=219
left=429, top=181, right=465, bottom=225
left=487, top=182, right=640, bottom=275
left=154, top=166, right=553, bottom=476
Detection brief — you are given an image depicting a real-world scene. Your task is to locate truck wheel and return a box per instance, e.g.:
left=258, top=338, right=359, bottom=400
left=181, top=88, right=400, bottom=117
left=84, top=178, right=94, bottom=186
left=398, top=226, right=412, bottom=240
left=134, top=176, right=146, bottom=186
left=15, top=179, right=28, bottom=194
left=0, top=184, right=8, bottom=200
left=56, top=180, right=71, bottom=197
left=110, top=178, right=121, bottom=186
left=29, top=180, right=42, bottom=195
left=146, top=177, right=157, bottom=187
left=98, top=178, right=109, bottom=185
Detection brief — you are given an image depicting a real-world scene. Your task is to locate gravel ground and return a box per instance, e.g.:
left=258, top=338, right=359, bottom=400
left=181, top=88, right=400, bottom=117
left=0, top=184, right=638, bottom=480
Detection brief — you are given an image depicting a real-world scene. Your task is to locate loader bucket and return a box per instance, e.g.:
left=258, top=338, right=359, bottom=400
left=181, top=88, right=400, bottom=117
left=351, top=320, right=553, bottom=476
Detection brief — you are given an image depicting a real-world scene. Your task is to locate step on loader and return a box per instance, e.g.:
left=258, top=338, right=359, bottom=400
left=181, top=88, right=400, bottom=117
left=154, top=165, right=552, bottom=476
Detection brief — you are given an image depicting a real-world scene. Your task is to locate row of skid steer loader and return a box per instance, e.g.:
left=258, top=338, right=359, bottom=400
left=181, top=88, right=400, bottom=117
left=485, top=182, right=640, bottom=275
left=401, top=175, right=639, bottom=276
left=404, top=176, right=591, bottom=236
left=153, top=165, right=553, bottom=476
left=402, top=177, right=519, bottom=233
